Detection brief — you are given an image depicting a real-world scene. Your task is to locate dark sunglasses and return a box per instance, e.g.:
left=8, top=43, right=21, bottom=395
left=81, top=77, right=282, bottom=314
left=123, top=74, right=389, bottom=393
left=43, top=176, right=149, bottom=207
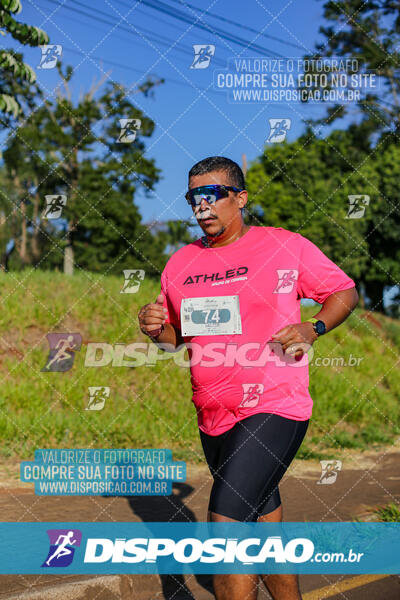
left=185, top=184, right=243, bottom=207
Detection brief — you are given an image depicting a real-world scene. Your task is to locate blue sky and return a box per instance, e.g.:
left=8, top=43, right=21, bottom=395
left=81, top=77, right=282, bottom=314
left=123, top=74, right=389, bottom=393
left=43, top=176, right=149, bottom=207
left=3, top=1, right=397, bottom=306
left=4, top=0, right=330, bottom=227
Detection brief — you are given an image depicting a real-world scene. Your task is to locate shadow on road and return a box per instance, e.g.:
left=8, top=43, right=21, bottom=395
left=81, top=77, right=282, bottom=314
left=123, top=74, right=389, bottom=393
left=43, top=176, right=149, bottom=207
left=126, top=481, right=214, bottom=599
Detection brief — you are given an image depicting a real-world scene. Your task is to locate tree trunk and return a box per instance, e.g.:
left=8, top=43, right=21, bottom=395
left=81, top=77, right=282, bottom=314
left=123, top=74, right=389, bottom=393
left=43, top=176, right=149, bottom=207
left=64, top=241, right=74, bottom=275
left=12, top=174, right=27, bottom=265
left=31, top=188, right=41, bottom=263
left=357, top=283, right=365, bottom=309
left=63, top=147, right=79, bottom=276
left=64, top=223, right=74, bottom=275
left=0, top=243, right=15, bottom=272
left=364, top=280, right=385, bottom=313
left=20, top=200, right=27, bottom=264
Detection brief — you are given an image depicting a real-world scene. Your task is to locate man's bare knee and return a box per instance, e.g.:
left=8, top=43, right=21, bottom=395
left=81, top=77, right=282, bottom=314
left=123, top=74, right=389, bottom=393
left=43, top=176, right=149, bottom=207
left=210, top=511, right=238, bottom=523
left=257, top=504, right=283, bottom=523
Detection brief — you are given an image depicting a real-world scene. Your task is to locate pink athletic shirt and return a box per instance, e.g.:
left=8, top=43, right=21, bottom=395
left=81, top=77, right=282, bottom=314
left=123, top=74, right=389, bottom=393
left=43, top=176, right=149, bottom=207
left=160, top=226, right=355, bottom=436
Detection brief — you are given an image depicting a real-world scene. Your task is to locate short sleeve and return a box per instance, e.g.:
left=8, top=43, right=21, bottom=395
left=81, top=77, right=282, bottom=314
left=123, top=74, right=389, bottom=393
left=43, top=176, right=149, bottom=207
left=160, top=268, right=180, bottom=328
left=297, top=234, right=356, bottom=304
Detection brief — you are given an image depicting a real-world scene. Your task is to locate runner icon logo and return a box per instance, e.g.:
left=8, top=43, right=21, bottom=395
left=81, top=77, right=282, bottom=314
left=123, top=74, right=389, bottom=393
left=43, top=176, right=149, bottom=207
left=85, top=386, right=110, bottom=411
left=317, top=460, right=342, bottom=485
left=239, top=383, right=264, bottom=408
left=117, top=119, right=141, bottom=143
left=41, top=333, right=82, bottom=372
left=121, top=269, right=145, bottom=293
left=346, top=195, right=370, bottom=219
left=267, top=119, right=291, bottom=143
left=43, top=195, right=67, bottom=219
left=273, top=269, right=298, bottom=294
left=190, top=45, right=215, bottom=69
left=42, top=529, right=82, bottom=567
left=38, top=45, right=62, bottom=69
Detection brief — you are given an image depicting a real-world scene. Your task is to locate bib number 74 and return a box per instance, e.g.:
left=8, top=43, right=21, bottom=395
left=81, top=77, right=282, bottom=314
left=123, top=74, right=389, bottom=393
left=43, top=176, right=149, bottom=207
left=181, top=296, right=242, bottom=336
left=202, top=309, right=220, bottom=323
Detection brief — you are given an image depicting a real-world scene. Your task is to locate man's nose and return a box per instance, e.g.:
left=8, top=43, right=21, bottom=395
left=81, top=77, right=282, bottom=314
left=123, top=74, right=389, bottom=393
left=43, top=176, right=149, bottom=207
left=193, top=197, right=210, bottom=212
left=199, top=197, right=210, bottom=210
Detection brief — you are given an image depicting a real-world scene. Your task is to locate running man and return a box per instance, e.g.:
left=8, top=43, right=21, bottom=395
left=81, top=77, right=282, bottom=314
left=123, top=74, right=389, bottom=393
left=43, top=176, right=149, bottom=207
left=138, top=156, right=359, bottom=600
left=42, top=334, right=76, bottom=371
left=43, top=195, right=65, bottom=219
left=267, top=119, right=290, bottom=142
left=45, top=531, right=77, bottom=566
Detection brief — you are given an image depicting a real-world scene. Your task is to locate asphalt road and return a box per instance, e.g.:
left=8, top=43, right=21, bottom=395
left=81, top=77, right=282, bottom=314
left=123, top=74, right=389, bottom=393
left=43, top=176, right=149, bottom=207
left=0, top=447, right=399, bottom=599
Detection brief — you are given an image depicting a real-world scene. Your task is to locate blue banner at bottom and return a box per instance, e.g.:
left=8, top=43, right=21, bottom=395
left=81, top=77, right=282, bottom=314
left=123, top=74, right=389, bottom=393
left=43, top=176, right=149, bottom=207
left=1, top=522, right=399, bottom=574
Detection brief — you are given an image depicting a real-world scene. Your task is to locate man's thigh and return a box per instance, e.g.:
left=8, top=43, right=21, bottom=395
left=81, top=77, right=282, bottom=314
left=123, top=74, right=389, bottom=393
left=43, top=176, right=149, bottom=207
left=208, top=413, right=307, bottom=521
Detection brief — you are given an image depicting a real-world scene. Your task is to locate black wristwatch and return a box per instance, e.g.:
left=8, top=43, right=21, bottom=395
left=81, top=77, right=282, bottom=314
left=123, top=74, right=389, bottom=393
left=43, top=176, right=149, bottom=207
left=306, top=318, right=326, bottom=337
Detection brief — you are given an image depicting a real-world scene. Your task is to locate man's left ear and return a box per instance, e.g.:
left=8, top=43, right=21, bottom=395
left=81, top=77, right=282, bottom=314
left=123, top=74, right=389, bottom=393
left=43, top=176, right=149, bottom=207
left=238, top=190, right=248, bottom=210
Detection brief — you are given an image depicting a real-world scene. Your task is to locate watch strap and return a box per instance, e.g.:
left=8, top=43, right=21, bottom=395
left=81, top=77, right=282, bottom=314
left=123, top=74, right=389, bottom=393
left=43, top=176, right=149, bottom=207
left=306, top=317, right=320, bottom=337
left=143, top=324, right=165, bottom=339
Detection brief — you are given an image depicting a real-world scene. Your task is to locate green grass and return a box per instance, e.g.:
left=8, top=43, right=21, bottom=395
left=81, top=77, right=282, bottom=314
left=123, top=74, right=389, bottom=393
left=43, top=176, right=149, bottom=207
left=374, top=503, right=400, bottom=522
left=1, top=269, right=399, bottom=462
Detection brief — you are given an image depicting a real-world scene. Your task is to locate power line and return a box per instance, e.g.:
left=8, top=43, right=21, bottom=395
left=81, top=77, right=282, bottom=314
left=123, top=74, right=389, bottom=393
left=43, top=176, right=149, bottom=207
left=34, top=0, right=323, bottom=106
left=158, top=0, right=305, bottom=51
left=37, top=0, right=230, bottom=96
left=39, top=0, right=226, bottom=68
left=36, top=1, right=201, bottom=70
left=117, top=0, right=284, bottom=57
left=58, top=45, right=224, bottom=96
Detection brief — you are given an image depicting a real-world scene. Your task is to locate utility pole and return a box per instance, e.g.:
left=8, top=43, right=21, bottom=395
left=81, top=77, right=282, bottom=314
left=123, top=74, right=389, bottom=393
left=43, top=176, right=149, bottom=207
left=241, top=153, right=247, bottom=177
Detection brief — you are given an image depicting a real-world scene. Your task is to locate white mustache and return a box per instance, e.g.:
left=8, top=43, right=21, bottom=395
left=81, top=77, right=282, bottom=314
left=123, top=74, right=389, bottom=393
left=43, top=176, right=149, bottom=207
left=197, top=212, right=216, bottom=220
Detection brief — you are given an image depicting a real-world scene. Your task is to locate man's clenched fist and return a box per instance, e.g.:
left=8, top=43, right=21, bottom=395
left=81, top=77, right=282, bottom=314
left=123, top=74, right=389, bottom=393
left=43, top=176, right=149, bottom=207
left=138, top=293, right=168, bottom=338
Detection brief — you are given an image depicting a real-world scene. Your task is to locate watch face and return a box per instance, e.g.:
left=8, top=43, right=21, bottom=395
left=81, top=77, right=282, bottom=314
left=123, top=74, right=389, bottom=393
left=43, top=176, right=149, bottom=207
left=315, top=320, right=326, bottom=335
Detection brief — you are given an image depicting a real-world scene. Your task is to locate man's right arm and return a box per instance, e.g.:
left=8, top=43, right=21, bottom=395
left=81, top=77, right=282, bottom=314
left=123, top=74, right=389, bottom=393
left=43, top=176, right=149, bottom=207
left=151, top=322, right=184, bottom=351
left=138, top=292, right=184, bottom=352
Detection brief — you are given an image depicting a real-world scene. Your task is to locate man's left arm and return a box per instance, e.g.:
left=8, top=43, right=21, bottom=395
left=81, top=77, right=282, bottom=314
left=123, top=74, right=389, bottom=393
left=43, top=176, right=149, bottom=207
left=311, top=287, right=359, bottom=333
left=271, top=234, right=359, bottom=355
left=271, top=287, right=358, bottom=355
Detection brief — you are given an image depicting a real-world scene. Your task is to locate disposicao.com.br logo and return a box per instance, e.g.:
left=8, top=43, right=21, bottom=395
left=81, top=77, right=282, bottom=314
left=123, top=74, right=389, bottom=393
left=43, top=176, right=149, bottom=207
left=40, top=532, right=318, bottom=569
left=30, top=523, right=397, bottom=575
left=40, top=534, right=365, bottom=568
left=83, top=535, right=313, bottom=564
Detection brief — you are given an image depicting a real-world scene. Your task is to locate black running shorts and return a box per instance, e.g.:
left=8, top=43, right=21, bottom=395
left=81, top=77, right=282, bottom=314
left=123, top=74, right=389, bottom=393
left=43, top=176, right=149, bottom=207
left=199, top=412, right=309, bottom=522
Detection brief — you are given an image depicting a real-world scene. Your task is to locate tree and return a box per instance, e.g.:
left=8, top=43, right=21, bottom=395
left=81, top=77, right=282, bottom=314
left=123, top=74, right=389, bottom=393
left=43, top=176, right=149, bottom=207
left=361, top=142, right=400, bottom=312
left=1, top=65, right=166, bottom=275
left=165, top=219, right=196, bottom=255
left=0, top=0, right=48, bottom=120
left=0, top=166, right=20, bottom=270
left=303, top=1, right=400, bottom=137
left=296, top=0, right=400, bottom=311
left=246, top=126, right=400, bottom=313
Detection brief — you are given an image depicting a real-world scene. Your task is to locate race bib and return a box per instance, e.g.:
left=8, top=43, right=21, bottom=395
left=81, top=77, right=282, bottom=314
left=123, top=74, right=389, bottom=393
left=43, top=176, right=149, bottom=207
left=181, top=295, right=242, bottom=336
